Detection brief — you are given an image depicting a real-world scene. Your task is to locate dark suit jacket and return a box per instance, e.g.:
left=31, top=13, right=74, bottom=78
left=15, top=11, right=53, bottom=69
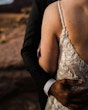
left=21, top=0, right=57, bottom=109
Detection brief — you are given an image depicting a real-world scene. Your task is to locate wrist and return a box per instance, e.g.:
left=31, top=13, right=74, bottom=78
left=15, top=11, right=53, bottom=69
left=43, top=79, right=56, bottom=96
left=48, top=81, right=56, bottom=96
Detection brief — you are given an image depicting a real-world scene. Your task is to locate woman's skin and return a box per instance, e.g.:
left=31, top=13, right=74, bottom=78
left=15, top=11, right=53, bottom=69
left=39, top=0, right=88, bottom=109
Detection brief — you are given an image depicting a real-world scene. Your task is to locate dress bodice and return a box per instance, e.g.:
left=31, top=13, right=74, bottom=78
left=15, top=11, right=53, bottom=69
left=57, top=28, right=88, bottom=86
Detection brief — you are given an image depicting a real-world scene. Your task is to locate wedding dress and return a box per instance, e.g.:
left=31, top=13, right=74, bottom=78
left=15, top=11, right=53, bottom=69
left=45, top=0, right=88, bottom=110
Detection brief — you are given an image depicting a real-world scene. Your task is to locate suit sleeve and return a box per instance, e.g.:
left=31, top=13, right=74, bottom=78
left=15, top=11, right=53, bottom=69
left=21, top=0, right=54, bottom=89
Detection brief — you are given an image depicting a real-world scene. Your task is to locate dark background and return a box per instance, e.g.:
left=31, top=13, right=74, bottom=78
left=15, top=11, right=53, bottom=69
left=0, top=0, right=40, bottom=110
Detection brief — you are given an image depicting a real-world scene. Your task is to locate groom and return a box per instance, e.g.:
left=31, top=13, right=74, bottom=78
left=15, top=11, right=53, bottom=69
left=21, top=0, right=88, bottom=110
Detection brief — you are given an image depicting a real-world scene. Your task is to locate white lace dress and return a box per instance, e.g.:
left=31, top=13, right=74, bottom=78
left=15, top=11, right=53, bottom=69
left=45, top=1, right=88, bottom=110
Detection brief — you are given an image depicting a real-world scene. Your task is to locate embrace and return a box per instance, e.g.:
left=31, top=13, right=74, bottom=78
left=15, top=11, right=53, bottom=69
left=21, top=0, right=88, bottom=110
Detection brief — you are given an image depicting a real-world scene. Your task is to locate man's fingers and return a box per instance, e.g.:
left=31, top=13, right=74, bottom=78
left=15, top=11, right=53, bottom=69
left=68, top=103, right=85, bottom=110
left=66, top=88, right=88, bottom=105
left=62, top=79, right=83, bottom=86
left=71, top=88, right=88, bottom=98
left=69, top=94, right=88, bottom=104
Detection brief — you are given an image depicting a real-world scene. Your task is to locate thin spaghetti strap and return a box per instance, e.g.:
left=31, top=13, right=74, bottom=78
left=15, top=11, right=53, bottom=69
left=58, top=0, right=66, bottom=29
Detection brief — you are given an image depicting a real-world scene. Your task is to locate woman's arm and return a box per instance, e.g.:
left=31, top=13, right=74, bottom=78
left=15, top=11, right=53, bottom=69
left=39, top=4, right=60, bottom=74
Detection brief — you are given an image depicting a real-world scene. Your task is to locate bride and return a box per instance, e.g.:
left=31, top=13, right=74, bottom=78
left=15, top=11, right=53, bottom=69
left=38, top=0, right=88, bottom=109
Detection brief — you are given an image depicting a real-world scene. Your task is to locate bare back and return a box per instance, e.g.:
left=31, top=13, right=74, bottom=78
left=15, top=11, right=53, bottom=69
left=56, top=0, right=88, bottom=64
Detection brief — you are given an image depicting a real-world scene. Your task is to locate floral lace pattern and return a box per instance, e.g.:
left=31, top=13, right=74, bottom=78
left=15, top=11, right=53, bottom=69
left=45, top=29, right=88, bottom=110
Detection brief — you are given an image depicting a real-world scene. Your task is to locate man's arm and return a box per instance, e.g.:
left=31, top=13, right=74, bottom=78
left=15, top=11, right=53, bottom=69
left=21, top=1, right=54, bottom=109
left=21, top=0, right=54, bottom=91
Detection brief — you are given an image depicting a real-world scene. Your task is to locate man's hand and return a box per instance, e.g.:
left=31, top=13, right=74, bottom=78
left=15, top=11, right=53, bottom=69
left=50, top=79, right=88, bottom=110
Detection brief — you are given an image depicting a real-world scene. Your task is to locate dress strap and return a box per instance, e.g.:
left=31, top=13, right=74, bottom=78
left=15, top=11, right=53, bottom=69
left=58, top=0, right=66, bottom=29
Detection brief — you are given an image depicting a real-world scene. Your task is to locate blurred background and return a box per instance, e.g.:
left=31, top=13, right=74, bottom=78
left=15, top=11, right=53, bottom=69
left=0, top=0, right=40, bottom=110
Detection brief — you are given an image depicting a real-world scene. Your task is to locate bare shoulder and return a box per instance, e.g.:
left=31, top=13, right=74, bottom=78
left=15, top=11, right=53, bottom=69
left=44, top=2, right=58, bottom=16
left=43, top=1, right=62, bottom=36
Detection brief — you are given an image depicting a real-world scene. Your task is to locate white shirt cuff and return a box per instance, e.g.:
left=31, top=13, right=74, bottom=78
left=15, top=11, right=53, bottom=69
left=44, top=79, right=56, bottom=96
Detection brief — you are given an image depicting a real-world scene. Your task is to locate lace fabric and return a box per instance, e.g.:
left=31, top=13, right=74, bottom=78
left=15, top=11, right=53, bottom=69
left=45, top=0, right=88, bottom=110
left=45, top=28, right=88, bottom=110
